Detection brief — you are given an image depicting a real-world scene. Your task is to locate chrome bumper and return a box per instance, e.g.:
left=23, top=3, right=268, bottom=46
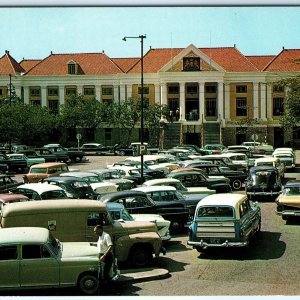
left=187, top=239, right=248, bottom=248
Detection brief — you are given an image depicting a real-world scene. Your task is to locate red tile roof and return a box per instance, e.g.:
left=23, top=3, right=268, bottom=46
left=263, top=49, right=300, bottom=72
left=246, top=55, right=276, bottom=71
left=112, top=57, right=140, bottom=73
left=0, top=51, right=25, bottom=76
left=25, top=52, right=124, bottom=76
left=19, top=59, right=42, bottom=72
left=128, top=47, right=259, bottom=73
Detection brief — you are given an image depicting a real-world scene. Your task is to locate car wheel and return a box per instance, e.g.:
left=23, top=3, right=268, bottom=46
left=78, top=273, right=99, bottom=295
left=232, top=179, right=242, bottom=190
left=74, top=156, right=81, bottom=162
left=130, top=245, right=153, bottom=268
left=282, top=215, right=288, bottom=221
left=196, top=246, right=207, bottom=253
left=119, top=151, right=126, bottom=156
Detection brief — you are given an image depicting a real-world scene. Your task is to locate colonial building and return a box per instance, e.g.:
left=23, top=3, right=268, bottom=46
left=0, top=44, right=300, bottom=148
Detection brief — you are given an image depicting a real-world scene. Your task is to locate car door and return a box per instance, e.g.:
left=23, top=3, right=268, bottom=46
left=20, top=244, right=59, bottom=287
left=0, top=245, right=20, bottom=288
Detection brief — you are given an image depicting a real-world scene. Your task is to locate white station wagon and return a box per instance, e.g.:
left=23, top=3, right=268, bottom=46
left=0, top=227, right=110, bottom=295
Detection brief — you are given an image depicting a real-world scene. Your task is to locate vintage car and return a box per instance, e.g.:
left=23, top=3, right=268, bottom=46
left=23, top=162, right=69, bottom=183
left=141, top=177, right=216, bottom=195
left=114, top=142, right=159, bottom=156
left=200, top=144, right=227, bottom=155
left=78, top=143, right=113, bottom=155
left=31, top=148, right=57, bottom=162
left=106, top=202, right=171, bottom=241
left=0, top=193, right=29, bottom=211
left=60, top=171, right=118, bottom=195
left=188, top=193, right=261, bottom=252
left=88, top=168, right=135, bottom=190
left=220, top=152, right=250, bottom=168
left=0, top=174, right=22, bottom=193
left=0, top=226, right=114, bottom=294
left=41, top=176, right=101, bottom=199
left=14, top=183, right=69, bottom=200
left=182, top=162, right=247, bottom=190
left=276, top=181, right=300, bottom=220
left=100, top=190, right=190, bottom=233
left=0, top=152, right=27, bottom=174
left=245, top=166, right=282, bottom=200
left=167, top=170, right=232, bottom=193
left=272, top=152, right=295, bottom=170
left=7, top=153, right=45, bottom=168
left=254, top=157, right=285, bottom=179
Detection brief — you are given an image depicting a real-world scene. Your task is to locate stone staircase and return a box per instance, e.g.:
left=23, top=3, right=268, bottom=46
left=203, top=122, right=221, bottom=145
left=164, top=123, right=181, bottom=148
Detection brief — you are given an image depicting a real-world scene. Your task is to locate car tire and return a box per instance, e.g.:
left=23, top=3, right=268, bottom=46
left=119, top=151, right=126, bottom=156
left=130, top=245, right=153, bottom=268
left=75, top=156, right=81, bottom=162
left=232, top=179, right=242, bottom=190
left=78, top=273, right=99, bottom=295
left=196, top=246, right=207, bottom=253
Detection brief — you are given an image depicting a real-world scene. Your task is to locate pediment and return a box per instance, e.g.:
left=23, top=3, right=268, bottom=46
left=159, top=44, right=224, bottom=73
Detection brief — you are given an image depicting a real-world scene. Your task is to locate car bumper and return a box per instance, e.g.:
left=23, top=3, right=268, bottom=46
left=247, top=191, right=281, bottom=196
left=187, top=239, right=248, bottom=248
left=276, top=210, right=300, bottom=217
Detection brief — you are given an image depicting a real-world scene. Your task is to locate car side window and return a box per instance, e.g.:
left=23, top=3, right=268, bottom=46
left=22, top=244, right=51, bottom=259
left=239, top=200, right=250, bottom=218
left=0, top=246, right=18, bottom=260
left=87, top=212, right=109, bottom=227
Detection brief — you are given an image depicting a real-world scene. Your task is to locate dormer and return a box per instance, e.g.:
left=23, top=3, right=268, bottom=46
left=67, top=60, right=78, bottom=75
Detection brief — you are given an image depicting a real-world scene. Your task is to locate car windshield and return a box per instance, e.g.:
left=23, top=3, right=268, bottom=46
left=30, top=168, right=47, bottom=174
left=197, top=206, right=234, bottom=218
left=283, top=186, right=300, bottom=196
left=84, top=176, right=102, bottom=183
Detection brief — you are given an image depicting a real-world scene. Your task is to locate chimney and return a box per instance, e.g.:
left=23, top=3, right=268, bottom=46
left=5, top=50, right=9, bottom=54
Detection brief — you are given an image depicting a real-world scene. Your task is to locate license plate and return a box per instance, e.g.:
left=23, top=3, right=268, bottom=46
left=211, top=238, right=221, bottom=244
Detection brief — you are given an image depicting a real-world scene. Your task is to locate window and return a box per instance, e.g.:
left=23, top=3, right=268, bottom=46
left=273, top=97, right=284, bottom=116
left=138, top=87, right=149, bottom=94
left=48, top=99, right=59, bottom=114
left=68, top=63, right=76, bottom=75
left=0, top=246, right=18, bottom=260
left=236, top=97, right=247, bottom=116
left=84, top=87, right=95, bottom=96
left=22, top=244, right=51, bottom=259
left=30, top=88, right=41, bottom=97
left=273, top=85, right=284, bottom=93
left=0, top=88, right=3, bottom=96
left=48, top=87, right=58, bottom=96
left=30, top=100, right=41, bottom=106
left=240, top=200, right=251, bottom=218
left=66, top=88, right=77, bottom=96
left=102, top=87, right=113, bottom=95
left=205, top=98, right=217, bottom=116
left=168, top=85, right=179, bottom=94
left=87, top=212, right=109, bottom=227
left=197, top=206, right=234, bottom=218
left=236, top=85, right=247, bottom=93
left=186, top=85, right=198, bottom=94
left=105, top=128, right=112, bottom=141
left=205, top=85, right=217, bottom=93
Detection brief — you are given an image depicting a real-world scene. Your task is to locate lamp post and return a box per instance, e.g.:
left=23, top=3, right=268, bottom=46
left=123, top=34, right=146, bottom=182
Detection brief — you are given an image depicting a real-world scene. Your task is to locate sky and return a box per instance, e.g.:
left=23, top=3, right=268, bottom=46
left=1, top=6, right=300, bottom=62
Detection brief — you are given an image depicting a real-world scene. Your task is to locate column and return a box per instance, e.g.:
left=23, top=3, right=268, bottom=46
left=96, top=85, right=101, bottom=102
left=113, top=84, right=119, bottom=104
left=217, top=82, right=224, bottom=120
left=199, top=82, right=205, bottom=122
left=266, top=84, right=272, bottom=119
left=154, top=83, right=161, bottom=105
left=179, top=82, right=185, bottom=121
left=119, top=84, right=126, bottom=102
left=253, top=82, right=259, bottom=119
left=260, top=83, right=267, bottom=120
left=77, top=85, right=83, bottom=96
left=23, top=86, right=29, bottom=104
left=41, top=86, right=47, bottom=107
left=127, top=84, right=132, bottom=99
left=161, top=83, right=168, bottom=106
left=224, top=83, right=230, bottom=120
left=59, top=86, right=65, bottom=106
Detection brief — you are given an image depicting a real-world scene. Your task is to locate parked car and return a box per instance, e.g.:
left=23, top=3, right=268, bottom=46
left=0, top=152, right=27, bottom=173
left=59, top=171, right=118, bottom=195
left=114, top=142, right=159, bottom=156
left=0, top=174, right=22, bottom=193
left=14, top=183, right=69, bottom=200
left=23, top=162, right=69, bottom=183
left=173, top=144, right=207, bottom=155
left=100, top=190, right=190, bottom=233
left=181, top=162, right=247, bottom=190
left=276, top=181, right=300, bottom=221
left=32, top=148, right=58, bottom=162
left=245, top=166, right=282, bottom=200
left=7, top=153, right=45, bottom=168
left=88, top=168, right=135, bottom=190
left=78, top=143, right=113, bottom=155
left=141, top=177, right=216, bottom=195
left=167, top=170, right=232, bottom=193
left=220, top=152, right=250, bottom=169
left=272, top=152, right=295, bottom=170
left=41, top=176, right=101, bottom=199
left=43, top=144, right=87, bottom=163
left=0, top=193, right=29, bottom=211
left=188, top=193, right=261, bottom=252
left=11, top=144, right=29, bottom=153
left=201, top=144, right=227, bottom=155
left=254, top=157, right=285, bottom=179
left=106, top=202, right=171, bottom=241
left=0, top=227, right=113, bottom=294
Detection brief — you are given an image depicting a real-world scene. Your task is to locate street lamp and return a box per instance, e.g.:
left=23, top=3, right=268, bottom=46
left=123, top=34, right=146, bottom=182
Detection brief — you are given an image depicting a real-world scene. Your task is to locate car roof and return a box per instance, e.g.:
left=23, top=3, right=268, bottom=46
left=142, top=178, right=180, bottom=185
left=43, top=176, right=88, bottom=183
left=0, top=193, right=29, bottom=201
left=255, top=157, right=278, bottom=163
left=30, top=162, right=67, bottom=168
left=60, top=171, right=99, bottom=177
left=221, top=152, right=247, bottom=157
left=249, top=166, right=277, bottom=172
left=100, top=190, right=147, bottom=202
left=0, top=227, right=49, bottom=244
left=133, top=186, right=176, bottom=192
left=195, top=193, right=247, bottom=209
left=16, top=183, right=64, bottom=193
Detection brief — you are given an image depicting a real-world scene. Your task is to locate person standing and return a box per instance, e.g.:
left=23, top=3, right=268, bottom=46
left=93, top=225, right=114, bottom=282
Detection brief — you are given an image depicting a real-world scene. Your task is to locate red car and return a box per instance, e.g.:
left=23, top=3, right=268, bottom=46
left=0, top=193, right=30, bottom=210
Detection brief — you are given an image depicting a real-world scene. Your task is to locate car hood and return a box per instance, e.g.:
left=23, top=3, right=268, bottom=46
left=186, top=187, right=216, bottom=194
left=184, top=194, right=210, bottom=202
left=277, top=195, right=300, bottom=205
left=61, top=242, right=99, bottom=259
left=114, top=219, right=158, bottom=233
left=131, top=214, right=171, bottom=226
